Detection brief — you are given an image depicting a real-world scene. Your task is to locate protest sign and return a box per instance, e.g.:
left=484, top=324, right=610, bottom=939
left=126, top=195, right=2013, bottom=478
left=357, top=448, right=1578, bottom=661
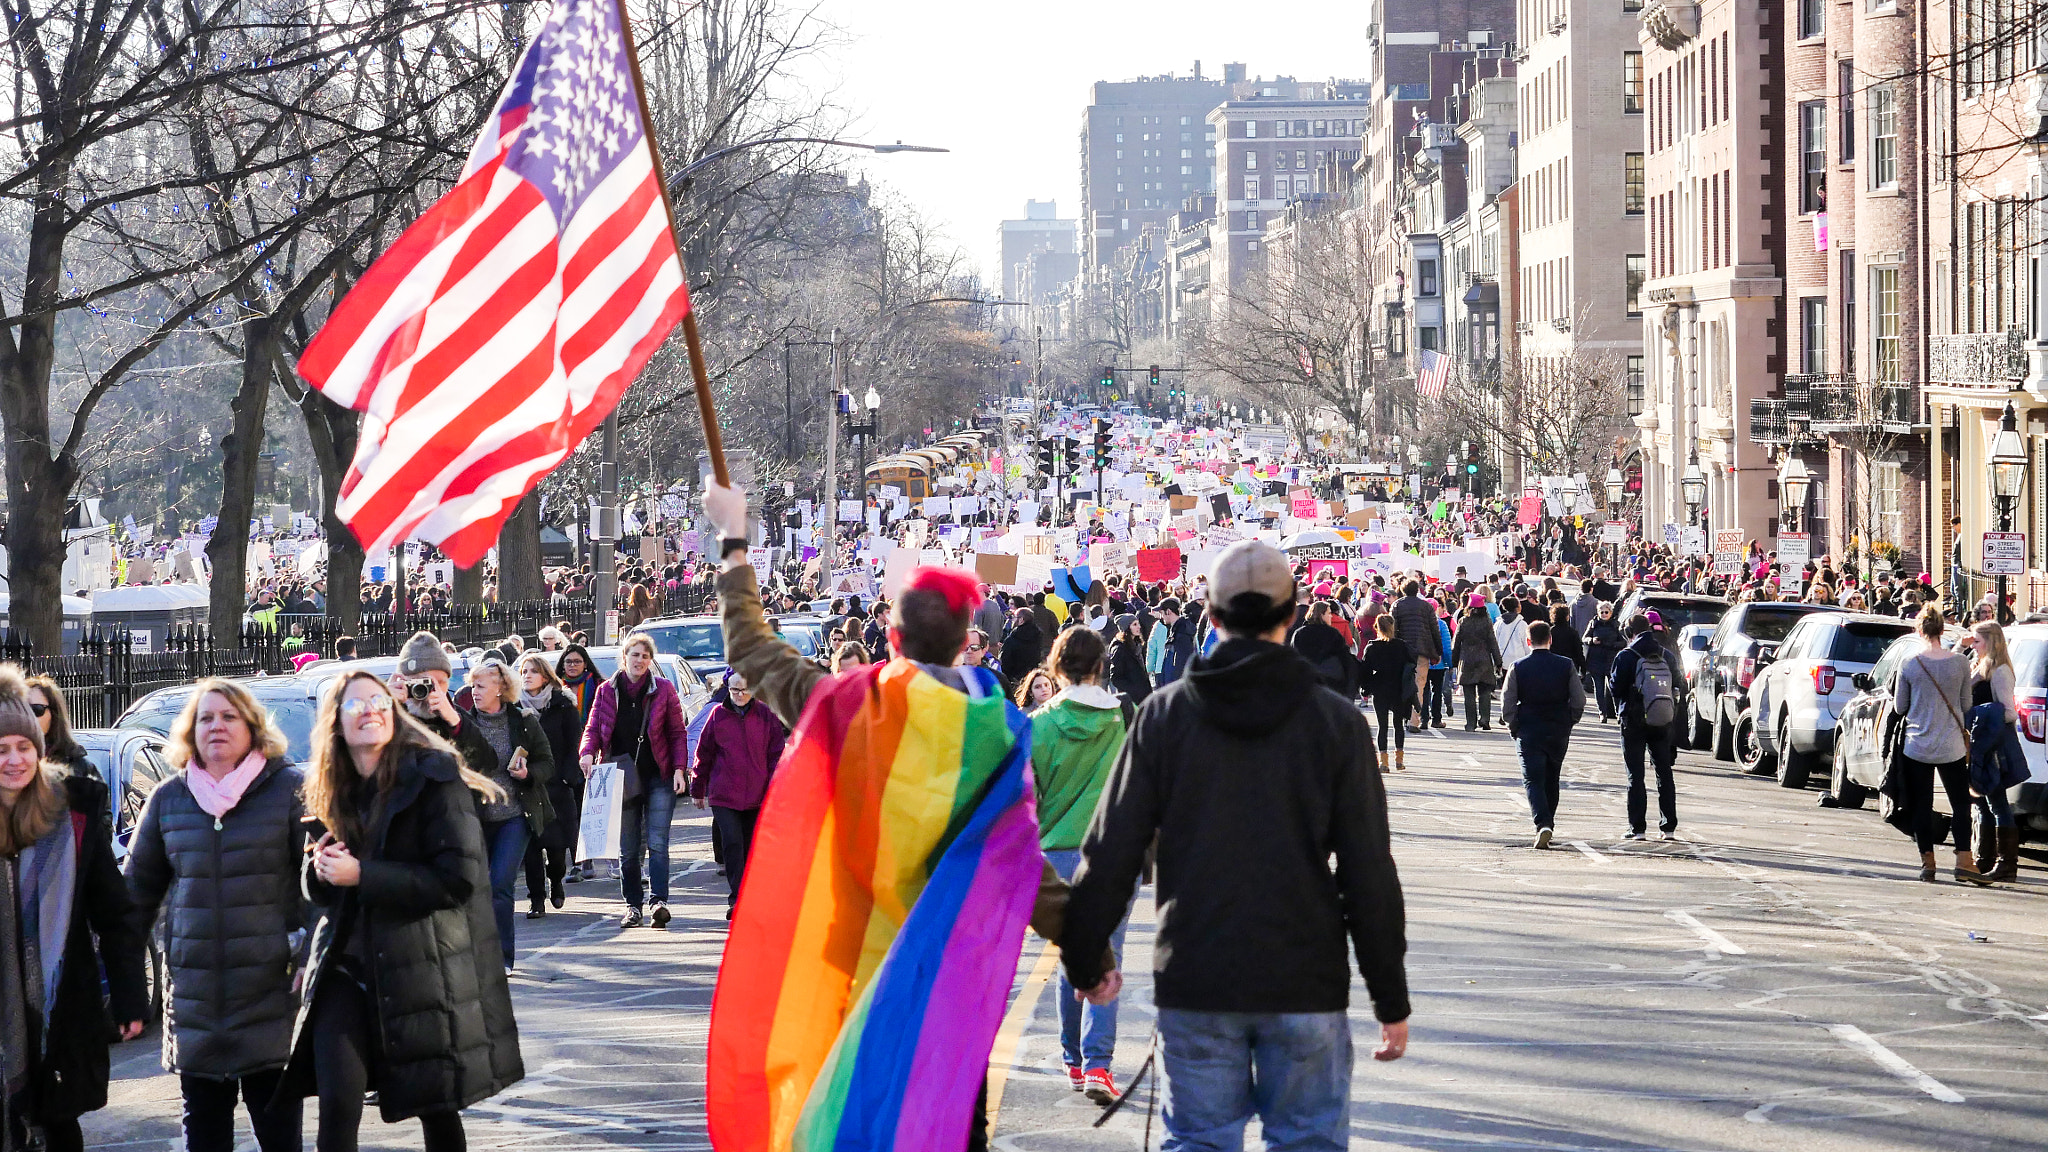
left=1135, top=547, right=1183, bottom=582
left=974, top=552, right=1019, bottom=586
left=577, top=763, right=626, bottom=861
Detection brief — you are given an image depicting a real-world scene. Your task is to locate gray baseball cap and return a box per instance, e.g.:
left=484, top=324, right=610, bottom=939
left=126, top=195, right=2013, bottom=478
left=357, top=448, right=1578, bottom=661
left=1209, top=540, right=1296, bottom=609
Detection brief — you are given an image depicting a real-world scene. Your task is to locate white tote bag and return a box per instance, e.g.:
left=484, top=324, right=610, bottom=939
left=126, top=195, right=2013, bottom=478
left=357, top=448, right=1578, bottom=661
left=576, top=762, right=626, bottom=862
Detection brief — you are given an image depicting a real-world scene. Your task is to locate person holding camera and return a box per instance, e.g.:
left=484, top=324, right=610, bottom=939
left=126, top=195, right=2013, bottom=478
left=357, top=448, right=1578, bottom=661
left=390, top=632, right=496, bottom=786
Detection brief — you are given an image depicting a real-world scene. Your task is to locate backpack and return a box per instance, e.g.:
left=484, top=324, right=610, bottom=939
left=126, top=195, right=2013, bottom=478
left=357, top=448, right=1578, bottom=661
left=1633, top=646, right=1676, bottom=726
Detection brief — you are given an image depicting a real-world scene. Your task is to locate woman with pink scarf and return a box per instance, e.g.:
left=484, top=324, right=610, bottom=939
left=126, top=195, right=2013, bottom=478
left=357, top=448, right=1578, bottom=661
left=125, top=678, right=304, bottom=1152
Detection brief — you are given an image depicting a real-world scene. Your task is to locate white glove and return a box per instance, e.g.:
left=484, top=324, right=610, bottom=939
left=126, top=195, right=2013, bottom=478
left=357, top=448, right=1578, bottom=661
left=704, top=480, right=749, bottom=540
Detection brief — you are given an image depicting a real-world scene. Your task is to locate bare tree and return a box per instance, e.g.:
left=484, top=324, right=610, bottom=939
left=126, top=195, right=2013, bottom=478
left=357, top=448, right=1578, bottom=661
left=1433, top=318, right=1629, bottom=482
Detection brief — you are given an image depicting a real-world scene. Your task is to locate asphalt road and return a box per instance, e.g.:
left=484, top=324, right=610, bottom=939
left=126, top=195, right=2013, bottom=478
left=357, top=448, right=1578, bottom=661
left=84, top=713, right=2048, bottom=1151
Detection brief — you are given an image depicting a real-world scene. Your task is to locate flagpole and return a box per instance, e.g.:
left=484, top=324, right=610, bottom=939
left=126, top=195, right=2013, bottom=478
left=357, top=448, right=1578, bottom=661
left=613, top=0, right=729, bottom=489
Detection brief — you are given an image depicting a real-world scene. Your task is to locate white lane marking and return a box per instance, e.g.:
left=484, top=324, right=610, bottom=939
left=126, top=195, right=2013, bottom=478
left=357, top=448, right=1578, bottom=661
left=1570, top=840, right=1610, bottom=864
left=1665, top=909, right=1748, bottom=955
left=1461, top=754, right=1482, bottom=769
left=523, top=917, right=613, bottom=963
left=1428, top=725, right=1449, bottom=740
left=1825, top=1023, right=1966, bottom=1103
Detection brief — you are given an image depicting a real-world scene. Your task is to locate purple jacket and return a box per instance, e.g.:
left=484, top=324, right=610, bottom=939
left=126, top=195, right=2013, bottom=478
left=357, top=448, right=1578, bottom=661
left=577, top=671, right=691, bottom=779
left=691, top=698, right=788, bottom=810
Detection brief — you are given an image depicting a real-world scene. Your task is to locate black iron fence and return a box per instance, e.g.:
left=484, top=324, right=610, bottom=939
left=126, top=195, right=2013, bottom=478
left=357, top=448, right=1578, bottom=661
left=0, top=597, right=605, bottom=729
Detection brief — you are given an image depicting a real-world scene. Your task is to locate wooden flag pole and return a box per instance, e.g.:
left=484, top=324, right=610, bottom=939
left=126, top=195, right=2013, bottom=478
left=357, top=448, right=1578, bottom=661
left=613, top=0, right=729, bottom=488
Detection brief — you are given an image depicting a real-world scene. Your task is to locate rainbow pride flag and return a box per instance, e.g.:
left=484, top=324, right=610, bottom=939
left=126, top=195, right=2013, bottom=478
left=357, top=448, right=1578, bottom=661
left=706, top=659, right=1043, bottom=1152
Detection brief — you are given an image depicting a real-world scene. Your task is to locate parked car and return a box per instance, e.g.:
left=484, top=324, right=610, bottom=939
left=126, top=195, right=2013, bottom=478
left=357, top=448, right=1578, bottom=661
left=1746, top=613, right=1915, bottom=787
left=1675, top=624, right=1714, bottom=681
left=118, top=674, right=332, bottom=764
left=2001, top=623, right=2048, bottom=835
left=1690, top=601, right=1842, bottom=761
left=634, top=615, right=726, bottom=675
left=536, top=646, right=712, bottom=721
left=1617, top=592, right=1728, bottom=747
left=1831, top=628, right=1969, bottom=816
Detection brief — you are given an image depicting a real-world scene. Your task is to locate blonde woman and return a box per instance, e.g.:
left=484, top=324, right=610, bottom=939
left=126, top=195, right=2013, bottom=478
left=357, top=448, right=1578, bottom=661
left=459, top=657, right=554, bottom=966
left=517, top=654, right=585, bottom=916
left=575, top=632, right=689, bottom=928
left=1889, top=606, right=1989, bottom=884
left=279, top=671, right=519, bottom=1152
left=125, top=679, right=302, bottom=1151
left=0, top=666, right=145, bottom=1151
left=1966, top=621, right=2026, bottom=882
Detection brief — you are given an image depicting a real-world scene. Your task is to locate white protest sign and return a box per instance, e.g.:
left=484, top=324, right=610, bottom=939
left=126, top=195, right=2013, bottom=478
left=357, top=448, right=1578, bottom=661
left=577, top=764, right=626, bottom=861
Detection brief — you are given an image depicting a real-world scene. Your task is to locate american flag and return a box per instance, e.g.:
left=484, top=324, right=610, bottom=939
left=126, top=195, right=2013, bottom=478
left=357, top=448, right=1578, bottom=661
left=1415, top=347, right=1451, bottom=400
left=299, top=0, right=690, bottom=565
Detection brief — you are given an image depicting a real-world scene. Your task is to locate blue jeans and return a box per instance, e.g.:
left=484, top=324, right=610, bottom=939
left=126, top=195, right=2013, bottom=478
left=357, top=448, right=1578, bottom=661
left=620, top=779, right=678, bottom=909
left=482, top=818, right=528, bottom=968
left=1517, top=726, right=1571, bottom=830
left=1044, top=848, right=1130, bottom=1071
left=1156, top=1009, right=1352, bottom=1152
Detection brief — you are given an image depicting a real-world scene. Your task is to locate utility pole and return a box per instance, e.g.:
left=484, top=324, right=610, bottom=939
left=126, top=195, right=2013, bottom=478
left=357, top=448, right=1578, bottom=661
left=593, top=411, right=619, bottom=633
left=821, top=328, right=840, bottom=580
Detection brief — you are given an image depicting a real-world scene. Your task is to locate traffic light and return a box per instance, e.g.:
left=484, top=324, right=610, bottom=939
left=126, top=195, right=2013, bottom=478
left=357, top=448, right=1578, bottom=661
left=1063, top=436, right=1083, bottom=475
left=1099, top=366, right=1115, bottom=390
left=1464, top=440, right=1480, bottom=475
left=1148, top=364, right=1161, bottom=389
left=1036, top=437, right=1057, bottom=474
left=1093, top=418, right=1112, bottom=468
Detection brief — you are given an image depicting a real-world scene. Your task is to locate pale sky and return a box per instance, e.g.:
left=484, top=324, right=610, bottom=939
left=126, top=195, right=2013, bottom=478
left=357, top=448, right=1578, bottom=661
left=815, top=1, right=1380, bottom=283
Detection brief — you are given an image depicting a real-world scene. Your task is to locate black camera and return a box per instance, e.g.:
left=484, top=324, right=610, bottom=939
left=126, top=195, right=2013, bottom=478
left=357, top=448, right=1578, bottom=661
left=406, top=680, right=433, bottom=701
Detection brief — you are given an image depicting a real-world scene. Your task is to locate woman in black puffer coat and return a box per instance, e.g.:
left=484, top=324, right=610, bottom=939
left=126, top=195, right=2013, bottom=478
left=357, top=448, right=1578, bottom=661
left=280, top=670, right=522, bottom=1152
left=517, top=653, right=586, bottom=917
left=125, top=678, right=305, bottom=1152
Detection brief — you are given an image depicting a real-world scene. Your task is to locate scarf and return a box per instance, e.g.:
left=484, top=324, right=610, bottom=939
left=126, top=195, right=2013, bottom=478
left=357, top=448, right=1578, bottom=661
left=519, top=688, right=554, bottom=714
left=186, top=750, right=269, bottom=820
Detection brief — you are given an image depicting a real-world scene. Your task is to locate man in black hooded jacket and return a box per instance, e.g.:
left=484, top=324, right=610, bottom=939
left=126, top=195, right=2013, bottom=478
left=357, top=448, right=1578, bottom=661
left=1062, top=540, right=1409, bottom=1148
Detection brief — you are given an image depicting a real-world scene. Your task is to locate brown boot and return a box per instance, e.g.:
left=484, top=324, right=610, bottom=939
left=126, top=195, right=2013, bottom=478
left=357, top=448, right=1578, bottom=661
left=1987, top=827, right=2021, bottom=883
left=1955, top=852, right=1993, bottom=886
left=1377, top=750, right=1389, bottom=771
left=1919, top=851, right=1938, bottom=883
left=1395, top=749, right=1407, bottom=772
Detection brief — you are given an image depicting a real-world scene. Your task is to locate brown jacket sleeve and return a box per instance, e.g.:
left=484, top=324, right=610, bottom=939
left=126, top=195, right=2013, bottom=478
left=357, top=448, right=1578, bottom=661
left=717, top=563, right=828, bottom=730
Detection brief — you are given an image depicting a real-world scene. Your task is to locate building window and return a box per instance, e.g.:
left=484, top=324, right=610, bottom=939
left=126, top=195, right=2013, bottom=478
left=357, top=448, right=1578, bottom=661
left=1625, top=153, right=1645, bottom=213
left=1295, top=149, right=1306, bottom=169
left=1801, top=297, right=1827, bottom=374
left=1626, top=254, right=1646, bottom=315
left=1800, top=101, right=1827, bottom=213
left=1873, top=461, right=1903, bottom=547
left=1623, top=52, right=1644, bottom=113
left=1799, top=0, right=1823, bottom=37
left=1870, top=84, right=1898, bottom=188
left=1245, top=121, right=1258, bottom=138
left=1841, top=248, right=1857, bottom=374
left=1245, top=151, right=1258, bottom=169
left=1418, top=327, right=1440, bottom=351
left=1624, top=0, right=1642, bottom=10
left=1838, top=61, right=1856, bottom=161
left=1626, top=356, right=1645, bottom=414
left=1418, top=259, right=1439, bottom=297
left=1873, top=265, right=1901, bottom=384
left=1244, top=178, right=1260, bottom=201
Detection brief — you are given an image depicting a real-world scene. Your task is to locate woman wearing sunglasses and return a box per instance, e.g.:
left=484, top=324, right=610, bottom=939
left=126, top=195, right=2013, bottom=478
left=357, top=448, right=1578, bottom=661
left=24, top=675, right=93, bottom=783
left=276, top=672, right=522, bottom=1152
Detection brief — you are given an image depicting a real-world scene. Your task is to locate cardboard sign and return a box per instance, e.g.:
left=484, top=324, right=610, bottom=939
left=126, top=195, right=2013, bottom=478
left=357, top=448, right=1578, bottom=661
left=1713, top=529, right=1745, bottom=576
left=1290, top=495, right=1320, bottom=520
left=1169, top=494, right=1198, bottom=511
left=639, top=535, right=662, bottom=564
left=1135, top=547, right=1183, bottom=582
left=974, top=552, right=1019, bottom=586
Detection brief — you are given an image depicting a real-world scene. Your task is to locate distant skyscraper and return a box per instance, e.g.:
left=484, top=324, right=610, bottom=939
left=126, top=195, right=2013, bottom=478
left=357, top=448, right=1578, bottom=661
left=997, top=200, right=1076, bottom=302
left=1079, top=64, right=1231, bottom=271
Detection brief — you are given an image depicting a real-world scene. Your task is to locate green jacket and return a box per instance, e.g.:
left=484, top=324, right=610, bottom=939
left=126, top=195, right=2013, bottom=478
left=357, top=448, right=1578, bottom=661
left=1030, top=684, right=1128, bottom=851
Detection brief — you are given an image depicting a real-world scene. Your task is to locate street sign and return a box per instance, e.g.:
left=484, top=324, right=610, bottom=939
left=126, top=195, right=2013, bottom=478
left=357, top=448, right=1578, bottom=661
left=1777, top=531, right=1810, bottom=574
left=1983, top=531, right=2027, bottom=575
left=1600, top=521, right=1627, bottom=544
left=1713, top=528, right=1745, bottom=576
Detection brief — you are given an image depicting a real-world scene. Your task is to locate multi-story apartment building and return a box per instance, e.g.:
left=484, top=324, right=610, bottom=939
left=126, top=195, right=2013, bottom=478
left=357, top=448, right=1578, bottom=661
left=996, top=200, right=1075, bottom=303
left=1205, top=77, right=1372, bottom=304
left=1633, top=0, right=1785, bottom=550
left=1078, top=67, right=1229, bottom=273
left=1512, top=0, right=1646, bottom=401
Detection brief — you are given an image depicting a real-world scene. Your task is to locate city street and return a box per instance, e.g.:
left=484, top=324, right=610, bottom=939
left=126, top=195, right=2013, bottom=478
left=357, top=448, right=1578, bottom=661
left=85, top=717, right=2048, bottom=1151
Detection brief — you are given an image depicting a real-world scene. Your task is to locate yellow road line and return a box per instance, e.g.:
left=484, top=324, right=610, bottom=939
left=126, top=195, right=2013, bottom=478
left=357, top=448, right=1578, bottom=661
left=985, top=941, right=1060, bottom=1129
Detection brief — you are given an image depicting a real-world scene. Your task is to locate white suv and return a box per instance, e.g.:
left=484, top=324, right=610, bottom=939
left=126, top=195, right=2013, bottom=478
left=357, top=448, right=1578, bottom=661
left=1750, top=612, right=1916, bottom=789
left=2002, top=623, right=2048, bottom=835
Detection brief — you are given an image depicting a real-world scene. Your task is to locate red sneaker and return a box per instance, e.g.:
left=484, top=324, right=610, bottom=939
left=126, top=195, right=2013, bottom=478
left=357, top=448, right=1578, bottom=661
left=1065, top=1064, right=1085, bottom=1091
left=1083, top=1067, right=1120, bottom=1104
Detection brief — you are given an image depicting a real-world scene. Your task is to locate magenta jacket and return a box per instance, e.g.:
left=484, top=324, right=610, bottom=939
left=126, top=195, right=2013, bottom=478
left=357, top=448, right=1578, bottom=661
left=577, top=671, right=692, bottom=780
left=691, top=698, right=789, bottom=810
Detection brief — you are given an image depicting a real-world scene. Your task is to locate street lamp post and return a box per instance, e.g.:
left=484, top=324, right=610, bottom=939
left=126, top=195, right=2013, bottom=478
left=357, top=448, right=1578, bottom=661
left=1605, top=464, right=1626, bottom=573
left=1991, top=401, right=2028, bottom=622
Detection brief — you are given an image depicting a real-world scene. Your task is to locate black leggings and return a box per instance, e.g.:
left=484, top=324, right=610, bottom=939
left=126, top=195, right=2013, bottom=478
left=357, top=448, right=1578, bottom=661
left=1901, top=755, right=1974, bottom=856
left=524, top=836, right=568, bottom=903
left=310, top=974, right=466, bottom=1152
left=1374, top=699, right=1405, bottom=750
left=182, top=1069, right=298, bottom=1152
